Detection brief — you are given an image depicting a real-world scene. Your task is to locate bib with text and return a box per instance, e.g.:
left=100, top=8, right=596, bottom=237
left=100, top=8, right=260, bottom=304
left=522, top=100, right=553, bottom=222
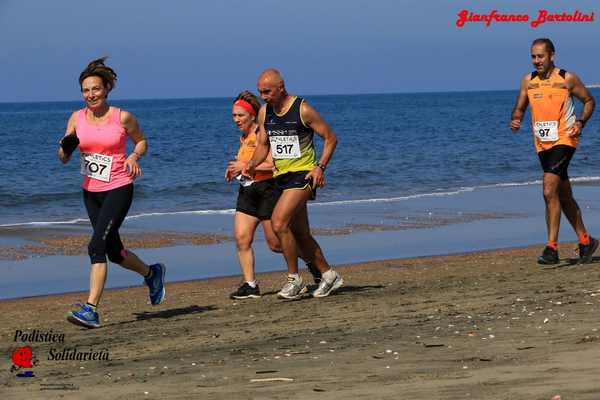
left=534, top=120, right=558, bottom=142
left=80, top=153, right=113, bottom=182
left=269, top=135, right=301, bottom=159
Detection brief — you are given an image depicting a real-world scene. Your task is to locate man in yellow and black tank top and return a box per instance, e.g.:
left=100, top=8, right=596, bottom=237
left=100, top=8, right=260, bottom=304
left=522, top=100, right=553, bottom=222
left=245, top=68, right=344, bottom=299
left=264, top=96, right=317, bottom=176
left=511, top=38, right=596, bottom=265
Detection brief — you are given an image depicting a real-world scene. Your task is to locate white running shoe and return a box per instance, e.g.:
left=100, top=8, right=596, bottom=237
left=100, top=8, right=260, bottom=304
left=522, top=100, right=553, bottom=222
left=277, top=276, right=307, bottom=299
left=312, top=271, right=344, bottom=298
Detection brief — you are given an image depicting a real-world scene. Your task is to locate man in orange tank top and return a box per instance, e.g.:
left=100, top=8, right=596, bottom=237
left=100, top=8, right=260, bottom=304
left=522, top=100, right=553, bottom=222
left=511, top=38, right=596, bottom=265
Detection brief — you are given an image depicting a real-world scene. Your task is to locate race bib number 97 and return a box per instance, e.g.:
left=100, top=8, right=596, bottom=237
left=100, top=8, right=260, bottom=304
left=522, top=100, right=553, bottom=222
left=534, top=120, right=558, bottom=142
left=269, top=135, right=301, bottom=159
left=80, top=153, right=113, bottom=182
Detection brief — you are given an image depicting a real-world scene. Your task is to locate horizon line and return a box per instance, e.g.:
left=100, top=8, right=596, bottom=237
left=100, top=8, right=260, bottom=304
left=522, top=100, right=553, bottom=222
left=1, top=86, right=599, bottom=105
left=0, top=88, right=520, bottom=105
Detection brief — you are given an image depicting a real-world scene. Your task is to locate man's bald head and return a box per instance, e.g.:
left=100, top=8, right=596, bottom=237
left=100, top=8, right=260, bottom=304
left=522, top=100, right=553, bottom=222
left=257, top=68, right=287, bottom=106
left=258, top=68, right=285, bottom=88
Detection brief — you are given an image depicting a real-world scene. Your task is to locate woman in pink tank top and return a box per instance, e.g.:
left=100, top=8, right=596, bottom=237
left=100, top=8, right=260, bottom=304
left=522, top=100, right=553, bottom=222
left=57, top=58, right=166, bottom=328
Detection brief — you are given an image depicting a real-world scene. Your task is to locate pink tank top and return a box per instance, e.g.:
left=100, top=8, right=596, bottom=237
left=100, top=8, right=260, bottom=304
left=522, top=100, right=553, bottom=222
left=77, top=106, right=133, bottom=192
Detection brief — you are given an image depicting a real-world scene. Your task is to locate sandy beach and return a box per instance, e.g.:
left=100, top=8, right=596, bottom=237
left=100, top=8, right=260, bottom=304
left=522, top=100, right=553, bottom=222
left=2, top=244, right=600, bottom=399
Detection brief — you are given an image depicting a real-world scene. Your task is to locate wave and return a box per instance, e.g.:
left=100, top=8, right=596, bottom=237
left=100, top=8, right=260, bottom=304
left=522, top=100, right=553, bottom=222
left=0, top=218, right=89, bottom=228
left=125, top=209, right=236, bottom=219
left=479, top=175, right=600, bottom=189
left=3, top=176, right=600, bottom=228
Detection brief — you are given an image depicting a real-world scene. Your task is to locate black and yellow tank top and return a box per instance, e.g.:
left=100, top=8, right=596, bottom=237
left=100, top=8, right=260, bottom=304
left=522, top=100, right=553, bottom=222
left=264, top=96, right=316, bottom=177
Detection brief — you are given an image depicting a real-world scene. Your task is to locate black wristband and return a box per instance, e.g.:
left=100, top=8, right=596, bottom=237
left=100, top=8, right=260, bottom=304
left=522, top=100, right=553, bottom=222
left=577, top=119, right=586, bottom=128
left=316, top=163, right=326, bottom=171
left=60, top=134, right=80, bottom=156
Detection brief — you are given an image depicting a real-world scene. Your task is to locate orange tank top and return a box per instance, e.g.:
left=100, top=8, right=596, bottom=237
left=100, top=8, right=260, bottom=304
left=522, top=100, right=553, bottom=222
left=527, top=68, right=577, bottom=153
left=236, top=131, right=273, bottom=182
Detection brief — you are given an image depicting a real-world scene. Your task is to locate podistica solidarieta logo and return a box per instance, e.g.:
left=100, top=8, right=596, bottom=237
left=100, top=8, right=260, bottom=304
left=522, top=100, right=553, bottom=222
left=9, top=329, right=111, bottom=378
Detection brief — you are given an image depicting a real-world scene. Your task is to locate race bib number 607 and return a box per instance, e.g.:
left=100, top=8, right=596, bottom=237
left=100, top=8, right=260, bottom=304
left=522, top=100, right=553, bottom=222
left=534, top=120, right=558, bottom=142
left=269, top=135, right=301, bottom=159
left=80, top=153, right=113, bottom=182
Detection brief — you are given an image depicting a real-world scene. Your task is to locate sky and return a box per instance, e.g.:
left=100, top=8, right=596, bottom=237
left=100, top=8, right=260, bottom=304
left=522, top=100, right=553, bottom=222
left=0, top=0, right=598, bottom=102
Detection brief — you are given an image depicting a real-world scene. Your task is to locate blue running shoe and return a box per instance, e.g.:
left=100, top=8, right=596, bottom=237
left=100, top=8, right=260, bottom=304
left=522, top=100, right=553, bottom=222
left=67, top=303, right=100, bottom=328
left=145, top=263, right=166, bottom=305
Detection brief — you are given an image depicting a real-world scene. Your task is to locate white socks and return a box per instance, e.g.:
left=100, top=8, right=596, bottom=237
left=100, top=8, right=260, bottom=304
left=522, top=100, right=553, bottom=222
left=323, top=269, right=337, bottom=283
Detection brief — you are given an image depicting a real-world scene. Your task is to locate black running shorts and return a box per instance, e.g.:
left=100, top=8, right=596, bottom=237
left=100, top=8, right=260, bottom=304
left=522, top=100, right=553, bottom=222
left=274, top=170, right=316, bottom=200
left=236, top=179, right=281, bottom=220
left=538, top=145, right=575, bottom=181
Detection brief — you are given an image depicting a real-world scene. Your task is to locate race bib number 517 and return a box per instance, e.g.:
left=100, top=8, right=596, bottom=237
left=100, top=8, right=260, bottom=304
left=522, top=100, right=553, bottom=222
left=80, top=153, right=113, bottom=182
left=534, top=120, right=558, bottom=142
left=269, top=135, right=301, bottom=159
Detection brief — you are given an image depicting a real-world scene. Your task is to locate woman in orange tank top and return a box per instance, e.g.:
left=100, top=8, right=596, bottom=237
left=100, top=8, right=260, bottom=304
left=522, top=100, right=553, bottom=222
left=225, top=91, right=281, bottom=299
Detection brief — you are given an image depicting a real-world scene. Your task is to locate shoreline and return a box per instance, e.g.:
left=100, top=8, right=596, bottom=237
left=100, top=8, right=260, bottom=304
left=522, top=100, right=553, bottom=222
left=4, top=181, right=600, bottom=300
left=0, top=210, right=520, bottom=262
left=2, top=244, right=599, bottom=399
left=0, top=242, right=541, bottom=303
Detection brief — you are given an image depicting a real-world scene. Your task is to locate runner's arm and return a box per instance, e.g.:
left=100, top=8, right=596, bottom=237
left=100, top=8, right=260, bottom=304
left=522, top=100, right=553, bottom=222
left=122, top=111, right=147, bottom=158
left=226, top=149, right=273, bottom=181
left=121, top=111, right=146, bottom=177
left=510, top=75, right=530, bottom=132
left=567, top=72, right=595, bottom=136
left=301, top=101, right=337, bottom=169
left=301, top=101, right=337, bottom=188
left=256, top=152, right=275, bottom=172
left=58, top=112, right=77, bottom=164
left=245, top=105, right=270, bottom=176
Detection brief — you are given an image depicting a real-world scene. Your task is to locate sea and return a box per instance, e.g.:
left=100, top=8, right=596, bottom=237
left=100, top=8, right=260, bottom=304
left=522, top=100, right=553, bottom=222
left=4, top=90, right=600, bottom=299
left=1, top=90, right=599, bottom=227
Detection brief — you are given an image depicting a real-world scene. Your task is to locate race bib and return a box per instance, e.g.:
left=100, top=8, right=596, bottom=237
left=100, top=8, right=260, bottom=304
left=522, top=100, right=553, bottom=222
left=80, top=153, right=113, bottom=182
left=534, top=120, right=558, bottom=142
left=269, top=135, right=301, bottom=159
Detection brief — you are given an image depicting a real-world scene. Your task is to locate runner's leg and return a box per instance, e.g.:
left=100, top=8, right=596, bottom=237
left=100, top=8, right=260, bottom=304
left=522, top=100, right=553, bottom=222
left=542, top=173, right=561, bottom=244
left=558, top=179, right=587, bottom=237
left=83, top=190, right=108, bottom=306
left=290, top=203, right=330, bottom=274
left=234, top=211, right=261, bottom=282
left=271, top=188, right=312, bottom=275
left=261, top=219, right=282, bottom=253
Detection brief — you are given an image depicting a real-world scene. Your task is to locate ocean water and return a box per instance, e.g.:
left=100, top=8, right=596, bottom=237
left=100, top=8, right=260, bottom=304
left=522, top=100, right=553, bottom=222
left=1, top=90, right=600, bottom=226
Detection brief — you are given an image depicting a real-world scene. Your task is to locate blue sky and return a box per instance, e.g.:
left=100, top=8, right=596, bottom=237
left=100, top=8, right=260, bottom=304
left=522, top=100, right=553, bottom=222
left=0, top=0, right=598, bottom=102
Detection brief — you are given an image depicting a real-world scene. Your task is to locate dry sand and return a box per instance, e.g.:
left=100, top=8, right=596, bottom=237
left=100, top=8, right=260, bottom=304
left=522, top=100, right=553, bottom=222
left=1, top=245, right=600, bottom=399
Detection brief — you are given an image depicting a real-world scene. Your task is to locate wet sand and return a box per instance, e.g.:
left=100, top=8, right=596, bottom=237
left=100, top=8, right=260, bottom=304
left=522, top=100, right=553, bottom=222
left=2, top=245, right=600, bottom=399
left=0, top=232, right=230, bottom=261
left=0, top=210, right=521, bottom=261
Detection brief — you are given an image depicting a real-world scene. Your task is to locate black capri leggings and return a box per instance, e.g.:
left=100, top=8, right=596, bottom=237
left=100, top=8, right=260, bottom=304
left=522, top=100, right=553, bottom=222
left=83, top=184, right=134, bottom=264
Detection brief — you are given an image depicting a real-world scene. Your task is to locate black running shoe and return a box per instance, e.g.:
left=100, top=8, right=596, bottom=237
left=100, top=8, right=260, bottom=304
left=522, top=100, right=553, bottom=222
left=579, top=237, right=598, bottom=264
left=306, top=262, right=322, bottom=284
left=537, top=246, right=559, bottom=265
left=230, top=283, right=261, bottom=299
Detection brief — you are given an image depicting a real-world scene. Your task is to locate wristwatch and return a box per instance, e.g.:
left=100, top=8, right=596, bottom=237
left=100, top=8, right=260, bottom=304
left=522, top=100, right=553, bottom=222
left=316, top=163, right=326, bottom=171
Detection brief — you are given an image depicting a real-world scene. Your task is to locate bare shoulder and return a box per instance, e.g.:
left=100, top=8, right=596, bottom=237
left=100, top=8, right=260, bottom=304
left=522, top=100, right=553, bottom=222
left=521, top=72, right=532, bottom=85
left=119, top=109, right=136, bottom=124
left=300, top=99, right=320, bottom=120
left=564, top=70, right=584, bottom=87
left=67, top=111, right=78, bottom=131
left=300, top=98, right=315, bottom=112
